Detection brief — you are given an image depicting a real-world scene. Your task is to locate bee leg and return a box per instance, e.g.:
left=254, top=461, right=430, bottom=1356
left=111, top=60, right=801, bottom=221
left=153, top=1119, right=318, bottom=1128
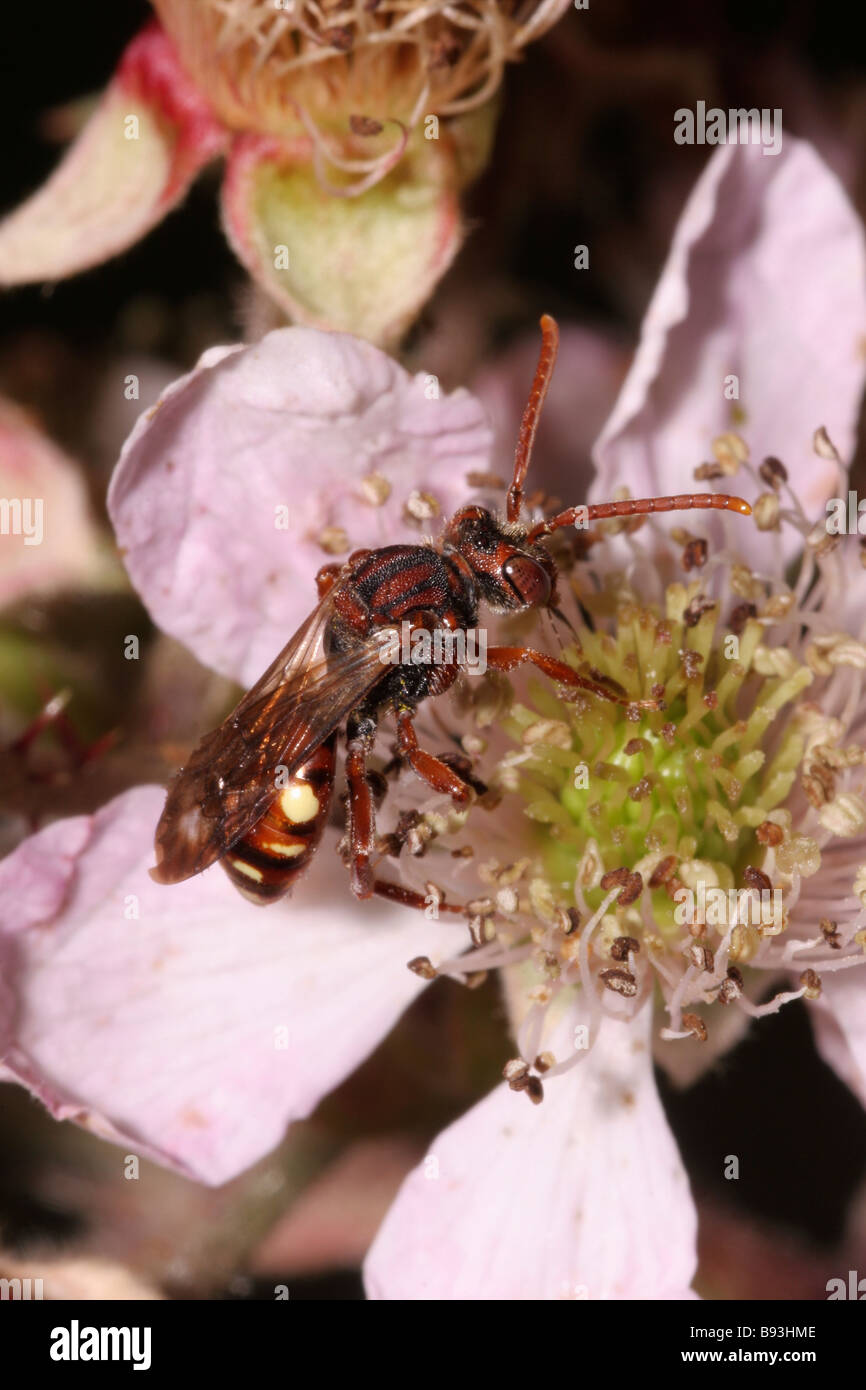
left=345, top=713, right=379, bottom=898
left=484, top=646, right=663, bottom=711
left=370, top=878, right=465, bottom=915
left=395, top=708, right=474, bottom=805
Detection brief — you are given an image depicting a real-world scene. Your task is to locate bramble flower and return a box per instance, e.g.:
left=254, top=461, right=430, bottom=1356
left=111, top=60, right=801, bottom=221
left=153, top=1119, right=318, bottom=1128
left=366, top=138, right=866, bottom=1297
left=0, top=329, right=490, bottom=1182
left=0, top=1, right=569, bottom=345
left=2, top=137, right=866, bottom=1300
left=153, top=0, right=561, bottom=143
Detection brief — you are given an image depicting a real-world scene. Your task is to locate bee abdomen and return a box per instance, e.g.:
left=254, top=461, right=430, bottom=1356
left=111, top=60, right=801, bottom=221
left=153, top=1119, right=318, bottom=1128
left=222, top=734, right=337, bottom=904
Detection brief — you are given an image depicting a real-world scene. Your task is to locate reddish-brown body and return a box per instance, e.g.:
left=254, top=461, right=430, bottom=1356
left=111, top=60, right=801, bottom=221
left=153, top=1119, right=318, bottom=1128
left=151, top=315, right=752, bottom=909
left=221, top=734, right=337, bottom=901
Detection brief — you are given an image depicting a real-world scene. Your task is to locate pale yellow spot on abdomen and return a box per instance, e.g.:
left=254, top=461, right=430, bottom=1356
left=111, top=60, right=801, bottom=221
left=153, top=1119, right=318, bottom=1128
left=228, top=858, right=264, bottom=882
left=263, top=840, right=305, bottom=858
left=279, top=781, right=320, bottom=824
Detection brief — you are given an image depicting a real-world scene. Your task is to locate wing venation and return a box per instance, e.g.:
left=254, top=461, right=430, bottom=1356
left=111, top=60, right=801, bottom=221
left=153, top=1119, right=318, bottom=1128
left=151, top=595, right=389, bottom=884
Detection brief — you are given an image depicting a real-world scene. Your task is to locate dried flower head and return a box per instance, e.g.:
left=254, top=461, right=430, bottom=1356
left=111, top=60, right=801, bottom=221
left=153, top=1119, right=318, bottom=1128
left=155, top=0, right=566, bottom=148
left=0, top=2, right=570, bottom=341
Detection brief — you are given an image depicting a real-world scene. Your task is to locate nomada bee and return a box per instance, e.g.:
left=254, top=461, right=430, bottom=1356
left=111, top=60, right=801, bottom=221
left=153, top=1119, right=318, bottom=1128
left=151, top=316, right=751, bottom=909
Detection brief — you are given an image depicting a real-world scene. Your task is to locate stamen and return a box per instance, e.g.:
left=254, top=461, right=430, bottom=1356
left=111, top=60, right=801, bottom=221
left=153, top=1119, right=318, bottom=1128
left=384, top=428, right=866, bottom=1072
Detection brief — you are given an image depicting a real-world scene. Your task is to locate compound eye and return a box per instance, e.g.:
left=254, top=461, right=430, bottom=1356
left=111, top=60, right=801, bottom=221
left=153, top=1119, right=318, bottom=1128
left=502, top=555, right=551, bottom=608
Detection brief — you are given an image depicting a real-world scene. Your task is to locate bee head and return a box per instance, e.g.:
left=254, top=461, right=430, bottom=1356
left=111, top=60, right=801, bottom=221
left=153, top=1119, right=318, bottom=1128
left=443, top=505, right=557, bottom=613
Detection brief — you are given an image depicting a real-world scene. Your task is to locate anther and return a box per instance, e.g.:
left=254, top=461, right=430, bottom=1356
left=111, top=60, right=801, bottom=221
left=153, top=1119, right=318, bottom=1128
left=717, top=967, right=743, bottom=1005
left=624, top=737, right=650, bottom=756
left=681, top=649, right=704, bottom=681
left=753, top=493, right=781, bottom=531
left=759, top=456, right=788, bottom=489
left=743, top=865, right=772, bottom=893
left=318, top=526, right=350, bottom=555
left=820, top=919, right=842, bottom=950
left=504, top=1058, right=529, bottom=1085
left=800, top=968, right=822, bottom=999
left=466, top=896, right=495, bottom=918
left=408, top=956, right=437, bottom=979
left=599, top=968, right=638, bottom=997
left=683, top=596, right=716, bottom=628
left=403, top=490, right=441, bottom=523
left=649, top=855, right=678, bottom=887
left=627, top=777, right=653, bottom=802
left=682, top=538, right=708, bottom=572
left=525, top=1076, right=545, bottom=1105
left=685, top=943, right=714, bottom=973
left=349, top=114, right=384, bottom=136
left=681, top=1012, right=708, bottom=1042
left=756, top=820, right=784, bottom=847
left=565, top=907, right=581, bottom=935
left=729, top=602, right=758, bottom=636
left=465, top=470, right=507, bottom=490
left=359, top=472, right=392, bottom=506
left=600, top=868, right=643, bottom=905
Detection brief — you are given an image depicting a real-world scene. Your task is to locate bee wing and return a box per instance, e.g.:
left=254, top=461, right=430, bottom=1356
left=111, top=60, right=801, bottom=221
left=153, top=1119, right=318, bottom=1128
left=151, top=593, right=390, bottom=884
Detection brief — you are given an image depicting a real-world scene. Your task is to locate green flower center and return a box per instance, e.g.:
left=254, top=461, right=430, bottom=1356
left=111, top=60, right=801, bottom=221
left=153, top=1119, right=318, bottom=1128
left=501, top=584, right=812, bottom=941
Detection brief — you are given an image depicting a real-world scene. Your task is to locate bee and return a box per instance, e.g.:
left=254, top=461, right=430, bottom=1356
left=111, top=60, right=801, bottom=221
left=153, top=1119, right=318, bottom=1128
left=151, top=316, right=751, bottom=908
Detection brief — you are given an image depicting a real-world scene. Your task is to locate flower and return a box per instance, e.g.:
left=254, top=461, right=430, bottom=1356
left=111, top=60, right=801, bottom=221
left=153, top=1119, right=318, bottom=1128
left=0, top=327, right=490, bottom=1183
left=153, top=0, right=557, bottom=140
left=2, top=136, right=866, bottom=1299
left=370, top=420, right=866, bottom=1296
left=0, top=2, right=569, bottom=345
left=365, top=138, right=866, bottom=1298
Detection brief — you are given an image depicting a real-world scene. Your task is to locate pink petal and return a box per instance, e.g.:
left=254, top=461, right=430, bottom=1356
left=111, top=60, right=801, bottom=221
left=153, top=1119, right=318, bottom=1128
left=0, top=24, right=226, bottom=285
left=0, top=786, right=466, bottom=1184
left=364, top=1008, right=697, bottom=1300
left=836, top=547, right=866, bottom=650
left=221, top=133, right=462, bottom=346
left=108, top=327, right=491, bottom=686
left=809, top=974, right=866, bottom=1108
left=593, top=138, right=866, bottom=547
left=0, top=397, right=103, bottom=604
